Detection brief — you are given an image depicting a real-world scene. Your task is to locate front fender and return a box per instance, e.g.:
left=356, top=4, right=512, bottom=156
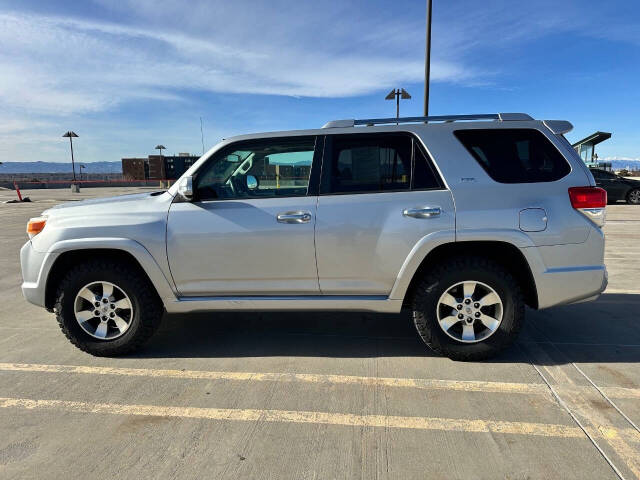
left=34, top=238, right=176, bottom=308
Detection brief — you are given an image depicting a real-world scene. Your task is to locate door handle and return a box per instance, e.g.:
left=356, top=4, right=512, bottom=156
left=403, top=206, right=441, bottom=218
left=277, top=211, right=312, bottom=224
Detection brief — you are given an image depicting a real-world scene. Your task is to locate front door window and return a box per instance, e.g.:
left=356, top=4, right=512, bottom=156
left=195, top=137, right=316, bottom=201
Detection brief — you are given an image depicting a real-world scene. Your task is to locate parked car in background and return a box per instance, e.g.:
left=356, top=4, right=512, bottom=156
left=21, top=113, right=608, bottom=361
left=589, top=168, right=640, bottom=204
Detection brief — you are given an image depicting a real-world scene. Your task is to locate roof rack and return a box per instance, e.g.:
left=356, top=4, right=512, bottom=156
left=322, top=113, right=533, bottom=129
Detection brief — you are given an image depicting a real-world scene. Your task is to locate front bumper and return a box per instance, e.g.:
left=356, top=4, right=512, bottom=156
left=20, top=240, right=57, bottom=308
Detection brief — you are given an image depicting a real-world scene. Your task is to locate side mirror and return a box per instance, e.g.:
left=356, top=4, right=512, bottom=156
left=177, top=176, right=193, bottom=200
left=246, top=175, right=259, bottom=190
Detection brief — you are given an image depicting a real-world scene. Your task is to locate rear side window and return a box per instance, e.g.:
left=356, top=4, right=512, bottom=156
left=321, top=133, right=442, bottom=194
left=454, top=129, right=571, bottom=183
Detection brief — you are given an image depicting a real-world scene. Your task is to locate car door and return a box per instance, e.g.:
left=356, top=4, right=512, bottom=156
left=166, top=136, right=321, bottom=296
left=608, top=173, right=631, bottom=201
left=314, top=132, right=455, bottom=295
left=592, top=169, right=626, bottom=201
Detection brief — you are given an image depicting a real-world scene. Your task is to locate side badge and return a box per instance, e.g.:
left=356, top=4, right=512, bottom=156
left=460, top=177, right=476, bottom=183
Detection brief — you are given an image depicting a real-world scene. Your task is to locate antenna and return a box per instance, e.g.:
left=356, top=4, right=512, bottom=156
left=200, top=117, right=205, bottom=155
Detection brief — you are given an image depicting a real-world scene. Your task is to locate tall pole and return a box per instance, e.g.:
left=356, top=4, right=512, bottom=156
left=396, top=89, right=400, bottom=119
left=69, top=136, right=76, bottom=182
left=200, top=117, right=205, bottom=155
left=423, top=0, right=432, bottom=117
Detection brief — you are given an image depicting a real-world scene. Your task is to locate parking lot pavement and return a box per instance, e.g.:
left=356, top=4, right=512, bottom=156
left=0, top=188, right=638, bottom=479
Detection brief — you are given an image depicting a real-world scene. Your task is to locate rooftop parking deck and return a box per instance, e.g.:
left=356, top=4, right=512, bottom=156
left=0, top=187, right=638, bottom=479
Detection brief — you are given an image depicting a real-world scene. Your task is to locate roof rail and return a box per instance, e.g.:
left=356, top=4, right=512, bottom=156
left=322, top=113, right=533, bottom=128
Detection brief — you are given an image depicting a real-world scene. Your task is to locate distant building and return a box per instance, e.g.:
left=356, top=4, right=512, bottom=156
left=121, top=154, right=199, bottom=180
left=572, top=132, right=612, bottom=170
left=164, top=155, right=198, bottom=179
left=147, top=155, right=166, bottom=180
left=122, top=158, right=147, bottom=180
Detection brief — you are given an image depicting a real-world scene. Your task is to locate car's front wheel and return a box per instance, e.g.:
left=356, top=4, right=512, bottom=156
left=54, top=259, right=163, bottom=356
left=411, top=257, right=524, bottom=361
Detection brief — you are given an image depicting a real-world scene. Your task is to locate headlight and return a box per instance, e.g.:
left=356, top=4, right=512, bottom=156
left=27, top=217, right=47, bottom=239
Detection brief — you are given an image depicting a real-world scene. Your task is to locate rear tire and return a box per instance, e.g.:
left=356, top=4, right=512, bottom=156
left=411, top=257, right=524, bottom=361
left=627, top=188, right=640, bottom=205
left=54, top=259, right=163, bottom=356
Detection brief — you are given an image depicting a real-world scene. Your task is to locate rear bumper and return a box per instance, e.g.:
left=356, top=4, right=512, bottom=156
left=535, top=264, right=607, bottom=309
left=521, top=224, right=607, bottom=309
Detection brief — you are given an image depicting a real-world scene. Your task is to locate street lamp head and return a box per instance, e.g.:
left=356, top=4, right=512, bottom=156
left=62, top=131, right=78, bottom=138
left=385, top=88, right=412, bottom=119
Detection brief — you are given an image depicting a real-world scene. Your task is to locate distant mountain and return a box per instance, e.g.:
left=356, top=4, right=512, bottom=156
left=608, top=160, right=640, bottom=170
left=0, top=161, right=122, bottom=174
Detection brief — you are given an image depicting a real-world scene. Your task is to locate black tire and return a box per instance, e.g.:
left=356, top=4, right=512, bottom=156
left=411, top=256, right=524, bottom=361
left=627, top=188, right=640, bottom=205
left=54, top=259, right=163, bottom=356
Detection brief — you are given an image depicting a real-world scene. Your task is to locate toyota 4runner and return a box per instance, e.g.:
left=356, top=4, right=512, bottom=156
left=20, top=113, right=608, bottom=360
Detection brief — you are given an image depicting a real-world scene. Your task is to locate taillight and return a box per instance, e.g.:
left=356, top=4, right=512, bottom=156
left=569, top=187, right=606, bottom=227
left=568, top=187, right=607, bottom=209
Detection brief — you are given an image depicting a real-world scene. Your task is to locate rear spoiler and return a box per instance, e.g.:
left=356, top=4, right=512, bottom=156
left=543, top=120, right=573, bottom=135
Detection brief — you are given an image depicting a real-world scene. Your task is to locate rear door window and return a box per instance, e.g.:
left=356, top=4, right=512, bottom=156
left=454, top=129, right=571, bottom=183
left=321, top=133, right=442, bottom=194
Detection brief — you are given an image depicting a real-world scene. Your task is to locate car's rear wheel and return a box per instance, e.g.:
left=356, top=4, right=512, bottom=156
left=627, top=188, right=640, bottom=205
left=54, top=259, right=162, bottom=356
left=411, top=257, right=524, bottom=361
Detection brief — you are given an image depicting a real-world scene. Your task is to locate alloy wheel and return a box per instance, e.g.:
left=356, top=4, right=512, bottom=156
left=74, top=281, right=134, bottom=340
left=436, top=280, right=503, bottom=343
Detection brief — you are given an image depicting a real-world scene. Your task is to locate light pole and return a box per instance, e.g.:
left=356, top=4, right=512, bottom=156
left=155, top=145, right=166, bottom=184
left=79, top=164, right=86, bottom=181
left=385, top=88, right=411, bottom=121
left=62, top=131, right=79, bottom=182
left=424, top=0, right=432, bottom=117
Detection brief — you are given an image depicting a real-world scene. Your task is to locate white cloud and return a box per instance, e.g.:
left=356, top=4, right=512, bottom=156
left=0, top=8, right=482, bottom=118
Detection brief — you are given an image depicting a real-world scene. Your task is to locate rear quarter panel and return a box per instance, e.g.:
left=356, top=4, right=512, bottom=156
left=412, top=121, right=594, bottom=247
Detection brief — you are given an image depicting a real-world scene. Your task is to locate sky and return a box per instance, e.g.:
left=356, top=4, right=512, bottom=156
left=0, top=0, right=638, bottom=164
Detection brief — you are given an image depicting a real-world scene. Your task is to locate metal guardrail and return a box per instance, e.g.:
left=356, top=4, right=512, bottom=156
left=2, top=179, right=173, bottom=191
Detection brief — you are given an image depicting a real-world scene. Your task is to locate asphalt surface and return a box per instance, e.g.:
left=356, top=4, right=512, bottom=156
left=0, top=187, right=638, bottom=479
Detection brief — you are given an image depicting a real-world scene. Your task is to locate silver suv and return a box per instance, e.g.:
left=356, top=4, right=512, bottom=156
left=20, top=113, right=608, bottom=360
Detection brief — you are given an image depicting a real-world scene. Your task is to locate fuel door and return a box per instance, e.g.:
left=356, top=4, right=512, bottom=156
left=519, top=208, right=548, bottom=232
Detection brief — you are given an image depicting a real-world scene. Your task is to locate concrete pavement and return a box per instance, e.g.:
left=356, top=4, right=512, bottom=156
left=0, top=188, right=638, bottom=479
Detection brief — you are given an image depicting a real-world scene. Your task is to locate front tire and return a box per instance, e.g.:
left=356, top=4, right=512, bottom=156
left=411, top=257, right=524, bottom=361
left=54, top=259, right=163, bottom=356
left=627, top=188, right=640, bottom=205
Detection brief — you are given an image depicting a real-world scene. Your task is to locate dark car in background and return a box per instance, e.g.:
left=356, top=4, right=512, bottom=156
left=590, top=168, right=640, bottom=204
